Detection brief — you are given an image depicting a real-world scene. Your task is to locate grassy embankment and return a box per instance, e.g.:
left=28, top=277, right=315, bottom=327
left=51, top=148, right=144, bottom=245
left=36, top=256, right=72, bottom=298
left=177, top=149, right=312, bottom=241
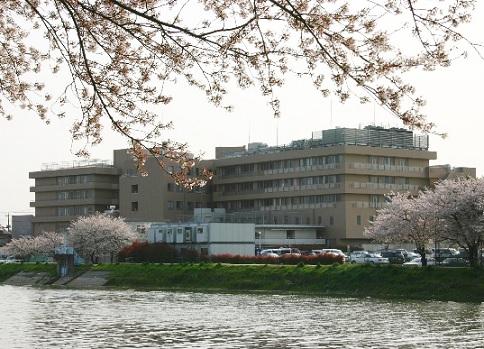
left=2, top=263, right=483, bottom=302
left=93, top=263, right=484, bottom=303
left=0, top=263, right=57, bottom=282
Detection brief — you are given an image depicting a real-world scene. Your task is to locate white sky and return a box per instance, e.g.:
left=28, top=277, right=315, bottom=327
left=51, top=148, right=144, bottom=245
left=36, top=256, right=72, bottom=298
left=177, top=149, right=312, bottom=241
left=1, top=3, right=483, bottom=227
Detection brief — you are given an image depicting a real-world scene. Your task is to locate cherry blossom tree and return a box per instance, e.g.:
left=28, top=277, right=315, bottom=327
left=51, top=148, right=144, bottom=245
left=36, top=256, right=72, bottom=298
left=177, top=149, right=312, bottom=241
left=365, top=192, right=437, bottom=266
left=69, top=213, right=137, bottom=263
left=422, top=178, right=484, bottom=267
left=1, top=1, right=479, bottom=185
left=0, top=231, right=63, bottom=259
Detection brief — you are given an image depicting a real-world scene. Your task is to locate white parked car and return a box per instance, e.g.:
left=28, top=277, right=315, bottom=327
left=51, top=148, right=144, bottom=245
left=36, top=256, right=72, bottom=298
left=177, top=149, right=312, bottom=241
left=403, top=257, right=436, bottom=266
left=260, top=250, right=280, bottom=258
left=260, top=248, right=301, bottom=257
left=0, top=256, right=22, bottom=264
left=312, top=249, right=347, bottom=261
left=349, top=252, right=389, bottom=265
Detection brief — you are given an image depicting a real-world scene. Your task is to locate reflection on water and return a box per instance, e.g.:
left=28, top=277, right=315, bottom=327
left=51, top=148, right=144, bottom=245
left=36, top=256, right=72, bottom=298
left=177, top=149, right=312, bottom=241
left=0, top=285, right=482, bottom=348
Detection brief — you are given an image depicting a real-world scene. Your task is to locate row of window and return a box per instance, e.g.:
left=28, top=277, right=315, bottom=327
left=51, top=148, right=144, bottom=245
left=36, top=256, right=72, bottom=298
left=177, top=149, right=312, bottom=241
left=57, top=206, right=92, bottom=216
left=219, top=155, right=342, bottom=177
left=167, top=201, right=203, bottom=210
left=130, top=182, right=207, bottom=194
left=56, top=175, right=94, bottom=185
left=56, top=190, right=94, bottom=200
left=368, top=176, right=410, bottom=185
left=166, top=183, right=207, bottom=193
left=217, top=194, right=340, bottom=210
left=218, top=155, right=413, bottom=177
left=368, top=156, right=409, bottom=167
left=130, top=201, right=204, bottom=212
left=218, top=175, right=342, bottom=193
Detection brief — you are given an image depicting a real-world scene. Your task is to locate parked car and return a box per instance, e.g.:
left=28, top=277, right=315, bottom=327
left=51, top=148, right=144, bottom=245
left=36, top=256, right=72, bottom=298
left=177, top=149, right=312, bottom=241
left=380, top=250, right=406, bottom=264
left=260, top=247, right=301, bottom=257
left=349, top=252, right=389, bottom=265
left=405, top=251, right=420, bottom=260
left=403, top=257, right=436, bottom=266
left=441, top=257, right=469, bottom=267
left=0, top=256, right=22, bottom=264
left=260, top=250, right=280, bottom=258
left=312, top=249, right=347, bottom=260
left=348, top=251, right=367, bottom=262
left=432, top=248, right=459, bottom=262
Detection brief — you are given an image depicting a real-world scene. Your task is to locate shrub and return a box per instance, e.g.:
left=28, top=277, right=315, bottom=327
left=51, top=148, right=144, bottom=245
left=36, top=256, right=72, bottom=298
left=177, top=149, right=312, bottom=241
left=205, top=252, right=343, bottom=265
left=118, top=241, right=178, bottom=263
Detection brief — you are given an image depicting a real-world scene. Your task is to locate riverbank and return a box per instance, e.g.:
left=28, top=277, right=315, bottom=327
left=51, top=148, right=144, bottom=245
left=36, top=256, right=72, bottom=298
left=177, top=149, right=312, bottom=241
left=2, top=263, right=483, bottom=302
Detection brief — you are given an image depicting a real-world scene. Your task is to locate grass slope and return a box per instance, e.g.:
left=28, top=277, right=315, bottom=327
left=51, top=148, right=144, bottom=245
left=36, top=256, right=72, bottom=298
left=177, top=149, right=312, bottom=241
left=0, top=263, right=57, bottom=282
left=93, top=263, right=484, bottom=303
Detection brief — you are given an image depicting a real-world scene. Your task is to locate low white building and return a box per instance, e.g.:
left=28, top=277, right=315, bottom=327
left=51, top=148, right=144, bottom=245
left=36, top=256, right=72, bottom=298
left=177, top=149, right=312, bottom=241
left=147, top=222, right=256, bottom=256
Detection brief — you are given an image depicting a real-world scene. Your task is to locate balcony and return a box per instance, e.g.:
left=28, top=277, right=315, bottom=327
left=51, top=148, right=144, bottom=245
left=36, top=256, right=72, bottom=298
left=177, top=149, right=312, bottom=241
left=256, top=238, right=326, bottom=246
left=30, top=198, right=118, bottom=208
left=350, top=201, right=386, bottom=209
left=351, top=182, right=420, bottom=192
left=348, top=163, right=425, bottom=173
left=30, top=182, right=119, bottom=192
left=220, top=182, right=342, bottom=196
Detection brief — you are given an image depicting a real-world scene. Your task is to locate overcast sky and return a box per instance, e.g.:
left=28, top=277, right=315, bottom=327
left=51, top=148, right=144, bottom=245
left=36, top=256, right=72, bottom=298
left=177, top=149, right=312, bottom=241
left=1, top=3, right=483, bottom=227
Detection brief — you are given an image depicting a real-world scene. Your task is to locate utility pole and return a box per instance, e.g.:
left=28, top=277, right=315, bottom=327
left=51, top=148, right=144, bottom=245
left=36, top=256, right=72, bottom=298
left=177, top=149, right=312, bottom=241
left=6, top=212, right=10, bottom=232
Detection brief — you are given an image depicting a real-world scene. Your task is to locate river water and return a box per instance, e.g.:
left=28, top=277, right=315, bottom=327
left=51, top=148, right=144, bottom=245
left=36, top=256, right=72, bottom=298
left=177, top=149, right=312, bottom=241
left=0, top=286, right=482, bottom=348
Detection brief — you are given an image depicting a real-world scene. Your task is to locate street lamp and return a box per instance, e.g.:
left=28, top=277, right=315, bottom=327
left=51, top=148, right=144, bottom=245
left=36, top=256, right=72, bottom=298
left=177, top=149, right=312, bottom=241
left=256, top=231, right=262, bottom=254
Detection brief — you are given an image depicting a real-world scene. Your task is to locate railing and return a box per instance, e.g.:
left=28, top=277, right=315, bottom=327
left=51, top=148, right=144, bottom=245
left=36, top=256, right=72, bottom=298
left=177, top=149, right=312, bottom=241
left=220, top=163, right=342, bottom=178
left=40, top=159, right=113, bottom=171
left=262, top=163, right=341, bottom=175
left=256, top=238, right=326, bottom=245
left=351, top=182, right=420, bottom=191
left=348, top=163, right=425, bottom=173
left=350, top=201, right=386, bottom=209
left=221, top=182, right=341, bottom=196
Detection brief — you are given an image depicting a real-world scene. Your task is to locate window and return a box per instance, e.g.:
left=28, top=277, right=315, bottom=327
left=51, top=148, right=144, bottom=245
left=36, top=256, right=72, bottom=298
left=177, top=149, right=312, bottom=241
left=318, top=216, right=322, bottom=225
left=167, top=201, right=174, bottom=210
left=306, top=217, right=311, bottom=225
left=357, top=215, right=361, bottom=225
left=369, top=216, right=374, bottom=222
left=329, top=216, right=334, bottom=225
left=316, top=231, right=324, bottom=239
left=184, top=227, right=192, bottom=242
left=286, top=230, right=295, bottom=239
left=176, top=201, right=184, bottom=210
left=131, top=184, right=138, bottom=193
left=167, top=183, right=174, bottom=192
left=131, top=201, right=138, bottom=212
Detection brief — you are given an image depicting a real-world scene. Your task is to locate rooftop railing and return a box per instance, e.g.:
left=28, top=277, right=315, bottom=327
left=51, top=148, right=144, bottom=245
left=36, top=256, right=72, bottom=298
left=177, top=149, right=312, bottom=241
left=40, top=159, right=113, bottom=171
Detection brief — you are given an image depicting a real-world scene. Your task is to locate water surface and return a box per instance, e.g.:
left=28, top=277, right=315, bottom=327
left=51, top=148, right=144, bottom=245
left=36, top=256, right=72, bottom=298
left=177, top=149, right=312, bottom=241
left=0, top=286, right=482, bottom=348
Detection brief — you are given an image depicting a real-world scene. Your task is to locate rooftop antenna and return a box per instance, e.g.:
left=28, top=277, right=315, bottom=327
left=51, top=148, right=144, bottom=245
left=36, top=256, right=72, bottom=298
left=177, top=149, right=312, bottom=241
left=373, top=102, right=376, bottom=126
left=330, top=98, right=333, bottom=128
left=276, top=119, right=279, bottom=146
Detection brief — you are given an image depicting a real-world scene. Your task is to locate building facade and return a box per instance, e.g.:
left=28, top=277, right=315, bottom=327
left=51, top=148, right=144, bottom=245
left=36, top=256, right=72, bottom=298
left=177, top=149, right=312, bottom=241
left=211, top=126, right=436, bottom=247
left=29, top=160, right=120, bottom=233
left=11, top=215, right=33, bottom=238
left=28, top=126, right=476, bottom=248
left=113, top=149, right=212, bottom=224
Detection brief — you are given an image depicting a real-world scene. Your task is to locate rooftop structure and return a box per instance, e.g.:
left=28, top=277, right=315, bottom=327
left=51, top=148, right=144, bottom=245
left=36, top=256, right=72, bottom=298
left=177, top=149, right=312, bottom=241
left=216, top=126, right=429, bottom=160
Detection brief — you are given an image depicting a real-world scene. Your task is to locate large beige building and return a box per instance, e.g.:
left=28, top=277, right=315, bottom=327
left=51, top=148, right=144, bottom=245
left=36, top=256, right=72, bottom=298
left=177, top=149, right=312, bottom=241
left=28, top=126, right=475, bottom=248
left=211, top=126, right=436, bottom=247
